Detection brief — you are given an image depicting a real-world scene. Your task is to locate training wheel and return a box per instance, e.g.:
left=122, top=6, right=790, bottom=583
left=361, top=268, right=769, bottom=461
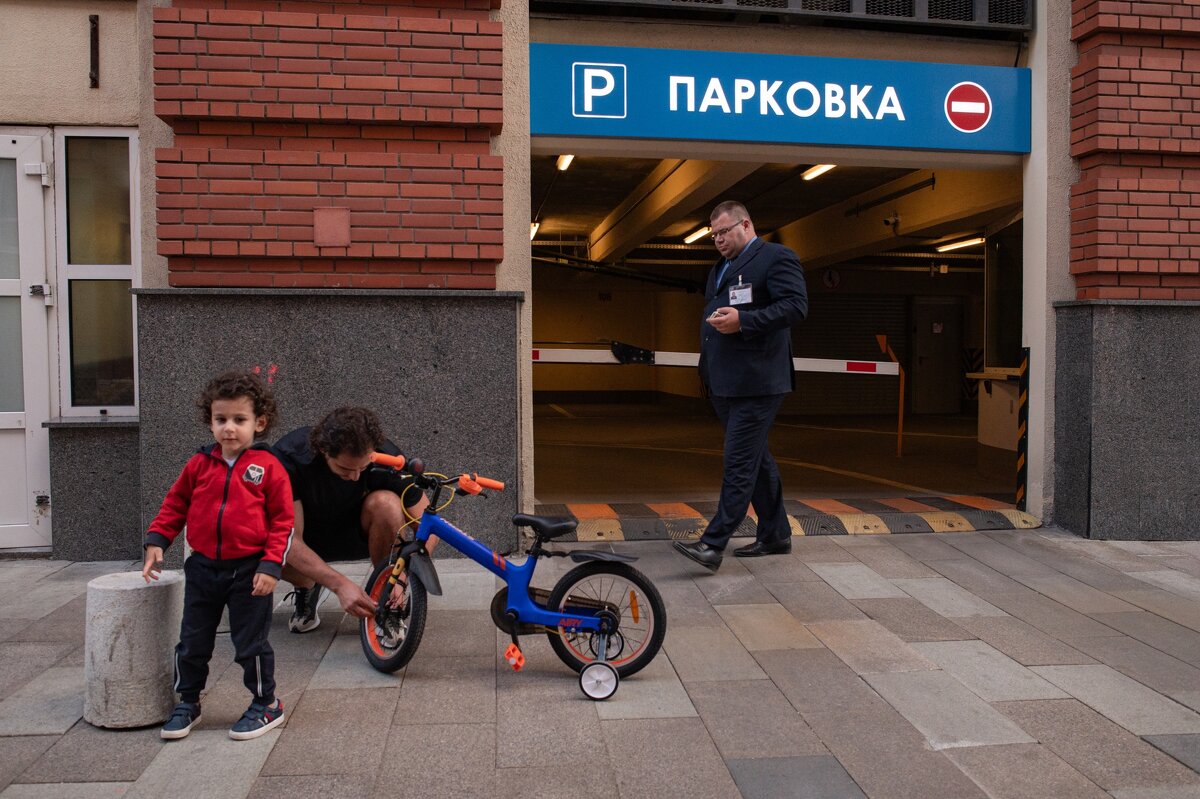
left=579, top=661, right=619, bottom=700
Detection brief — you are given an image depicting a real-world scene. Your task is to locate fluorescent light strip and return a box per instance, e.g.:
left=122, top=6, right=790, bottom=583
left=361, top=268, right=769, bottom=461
left=529, top=221, right=540, bottom=240
left=802, top=164, right=836, bottom=181
left=935, top=236, right=985, bottom=253
left=684, top=226, right=711, bottom=244
left=556, top=154, right=574, bottom=171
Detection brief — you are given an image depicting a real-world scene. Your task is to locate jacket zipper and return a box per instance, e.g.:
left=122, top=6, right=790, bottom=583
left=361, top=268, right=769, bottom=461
left=214, top=452, right=238, bottom=560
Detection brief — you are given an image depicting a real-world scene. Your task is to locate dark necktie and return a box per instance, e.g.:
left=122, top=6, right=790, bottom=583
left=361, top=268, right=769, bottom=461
left=715, top=260, right=732, bottom=287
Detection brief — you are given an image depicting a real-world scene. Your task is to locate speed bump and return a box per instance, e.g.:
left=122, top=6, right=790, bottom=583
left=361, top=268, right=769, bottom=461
left=533, top=496, right=1040, bottom=542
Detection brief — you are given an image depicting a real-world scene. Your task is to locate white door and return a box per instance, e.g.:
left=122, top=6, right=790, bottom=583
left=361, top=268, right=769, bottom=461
left=0, top=134, right=52, bottom=549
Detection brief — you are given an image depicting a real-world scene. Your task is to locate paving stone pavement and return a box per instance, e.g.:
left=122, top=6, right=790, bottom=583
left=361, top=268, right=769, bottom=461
left=4, top=530, right=1200, bottom=797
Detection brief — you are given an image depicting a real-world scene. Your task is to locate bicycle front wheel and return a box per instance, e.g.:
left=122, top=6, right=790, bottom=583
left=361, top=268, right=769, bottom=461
left=360, top=559, right=427, bottom=673
left=546, top=561, right=666, bottom=678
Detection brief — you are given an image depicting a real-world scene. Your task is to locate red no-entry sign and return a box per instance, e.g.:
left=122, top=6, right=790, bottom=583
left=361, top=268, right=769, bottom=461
left=944, top=82, right=992, bottom=133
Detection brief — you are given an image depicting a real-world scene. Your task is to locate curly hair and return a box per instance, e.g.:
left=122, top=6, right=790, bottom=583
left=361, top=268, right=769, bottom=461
left=309, top=406, right=385, bottom=457
left=196, top=371, right=277, bottom=436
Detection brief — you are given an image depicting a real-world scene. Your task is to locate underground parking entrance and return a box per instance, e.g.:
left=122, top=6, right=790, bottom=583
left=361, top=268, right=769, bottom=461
left=527, top=160, right=1031, bottom=537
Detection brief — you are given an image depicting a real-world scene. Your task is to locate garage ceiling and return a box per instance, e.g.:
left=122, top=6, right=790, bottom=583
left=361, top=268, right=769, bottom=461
left=530, top=154, right=1021, bottom=281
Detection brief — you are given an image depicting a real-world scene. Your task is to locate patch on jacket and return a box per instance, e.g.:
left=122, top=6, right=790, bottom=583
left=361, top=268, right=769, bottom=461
left=243, top=464, right=265, bottom=485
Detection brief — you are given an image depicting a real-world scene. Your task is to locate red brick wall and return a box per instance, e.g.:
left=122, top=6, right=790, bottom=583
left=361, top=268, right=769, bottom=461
left=1070, top=1, right=1200, bottom=299
left=153, top=0, right=503, bottom=289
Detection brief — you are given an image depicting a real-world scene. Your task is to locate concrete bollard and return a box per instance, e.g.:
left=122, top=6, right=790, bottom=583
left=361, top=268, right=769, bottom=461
left=84, top=571, right=184, bottom=729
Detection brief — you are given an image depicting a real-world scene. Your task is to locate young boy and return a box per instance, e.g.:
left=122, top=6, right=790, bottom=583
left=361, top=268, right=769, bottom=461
left=142, top=371, right=295, bottom=741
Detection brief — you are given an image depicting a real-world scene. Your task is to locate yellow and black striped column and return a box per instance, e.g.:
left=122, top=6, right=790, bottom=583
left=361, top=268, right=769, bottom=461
left=1016, top=347, right=1030, bottom=511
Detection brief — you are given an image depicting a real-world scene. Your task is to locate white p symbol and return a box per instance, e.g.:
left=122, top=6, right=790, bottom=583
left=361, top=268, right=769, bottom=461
left=582, top=68, right=615, bottom=112
left=571, top=62, right=626, bottom=119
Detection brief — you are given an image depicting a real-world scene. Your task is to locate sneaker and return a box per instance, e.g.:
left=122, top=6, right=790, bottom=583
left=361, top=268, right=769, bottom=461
left=229, top=699, right=285, bottom=740
left=288, top=584, right=327, bottom=633
left=160, top=701, right=201, bottom=740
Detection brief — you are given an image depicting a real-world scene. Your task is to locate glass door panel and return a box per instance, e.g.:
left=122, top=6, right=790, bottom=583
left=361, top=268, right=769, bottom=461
left=0, top=159, right=17, bottom=279
left=0, top=297, right=22, bottom=412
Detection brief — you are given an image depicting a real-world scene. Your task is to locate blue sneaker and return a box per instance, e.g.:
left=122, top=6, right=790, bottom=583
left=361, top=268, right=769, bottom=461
left=161, top=701, right=201, bottom=740
left=229, top=699, right=284, bottom=740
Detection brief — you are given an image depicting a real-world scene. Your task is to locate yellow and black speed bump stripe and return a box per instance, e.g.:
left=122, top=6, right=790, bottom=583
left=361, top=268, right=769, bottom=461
left=531, top=496, right=1040, bottom=542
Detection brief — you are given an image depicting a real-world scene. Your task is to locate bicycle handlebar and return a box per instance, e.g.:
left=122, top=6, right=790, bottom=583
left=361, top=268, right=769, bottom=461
left=369, top=452, right=504, bottom=495
left=458, top=473, right=506, bottom=494
left=369, top=452, right=407, bottom=470
left=472, top=474, right=505, bottom=491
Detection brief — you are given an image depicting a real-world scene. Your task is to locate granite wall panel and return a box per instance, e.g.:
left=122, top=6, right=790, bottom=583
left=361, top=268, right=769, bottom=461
left=46, top=423, right=142, bottom=561
left=136, top=288, right=522, bottom=559
left=1054, top=301, right=1200, bottom=540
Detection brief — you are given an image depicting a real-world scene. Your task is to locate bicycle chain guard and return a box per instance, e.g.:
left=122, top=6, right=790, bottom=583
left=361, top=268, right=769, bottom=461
left=489, top=586, right=550, bottom=635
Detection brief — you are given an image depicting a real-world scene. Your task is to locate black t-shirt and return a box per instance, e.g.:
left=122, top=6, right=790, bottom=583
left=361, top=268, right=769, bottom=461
left=270, top=427, right=423, bottom=523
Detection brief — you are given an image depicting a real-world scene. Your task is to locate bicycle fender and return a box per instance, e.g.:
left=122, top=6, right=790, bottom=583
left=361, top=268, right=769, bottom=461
left=568, top=551, right=637, bottom=564
left=407, top=552, right=443, bottom=596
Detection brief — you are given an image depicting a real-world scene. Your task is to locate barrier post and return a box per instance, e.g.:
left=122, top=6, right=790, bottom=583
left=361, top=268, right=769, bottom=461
left=1016, top=347, right=1030, bottom=511
left=876, top=335, right=905, bottom=457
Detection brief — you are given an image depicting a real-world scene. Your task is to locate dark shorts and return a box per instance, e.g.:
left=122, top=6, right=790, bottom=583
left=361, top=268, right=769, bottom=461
left=302, top=502, right=370, bottom=563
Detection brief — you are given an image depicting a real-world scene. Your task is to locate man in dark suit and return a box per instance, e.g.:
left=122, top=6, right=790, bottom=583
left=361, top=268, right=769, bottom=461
left=674, top=201, right=808, bottom=572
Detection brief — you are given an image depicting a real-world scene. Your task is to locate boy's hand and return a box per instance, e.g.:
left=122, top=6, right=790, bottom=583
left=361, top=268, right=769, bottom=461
left=142, top=546, right=164, bottom=583
left=252, top=573, right=278, bottom=597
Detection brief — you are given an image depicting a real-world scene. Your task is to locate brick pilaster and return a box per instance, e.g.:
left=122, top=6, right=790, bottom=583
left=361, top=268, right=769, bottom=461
left=153, top=0, right=503, bottom=288
left=1070, top=1, right=1200, bottom=299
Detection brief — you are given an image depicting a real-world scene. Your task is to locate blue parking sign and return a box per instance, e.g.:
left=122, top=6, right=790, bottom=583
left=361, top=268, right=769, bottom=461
left=534, top=44, right=1030, bottom=154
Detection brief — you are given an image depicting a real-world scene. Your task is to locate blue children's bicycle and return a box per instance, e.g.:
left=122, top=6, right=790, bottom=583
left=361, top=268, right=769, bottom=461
left=358, top=452, right=667, bottom=700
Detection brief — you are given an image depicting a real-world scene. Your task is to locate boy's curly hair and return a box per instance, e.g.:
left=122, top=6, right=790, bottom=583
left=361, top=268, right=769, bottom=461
left=310, top=406, right=385, bottom=457
left=196, top=371, right=277, bottom=436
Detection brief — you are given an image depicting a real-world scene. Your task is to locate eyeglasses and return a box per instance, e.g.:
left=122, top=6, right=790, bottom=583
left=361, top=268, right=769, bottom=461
left=711, top=219, right=745, bottom=239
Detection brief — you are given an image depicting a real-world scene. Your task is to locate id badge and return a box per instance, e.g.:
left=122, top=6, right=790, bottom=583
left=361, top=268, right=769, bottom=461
left=728, top=280, right=752, bottom=306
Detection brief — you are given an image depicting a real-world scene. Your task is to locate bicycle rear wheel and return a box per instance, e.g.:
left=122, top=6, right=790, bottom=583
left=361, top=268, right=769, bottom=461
left=360, top=559, right=427, bottom=673
left=546, top=561, right=666, bottom=678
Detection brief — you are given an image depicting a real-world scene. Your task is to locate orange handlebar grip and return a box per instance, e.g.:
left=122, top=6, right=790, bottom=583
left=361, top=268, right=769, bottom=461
left=370, top=452, right=407, bottom=470
left=468, top=473, right=505, bottom=491
left=457, top=475, right=483, bottom=495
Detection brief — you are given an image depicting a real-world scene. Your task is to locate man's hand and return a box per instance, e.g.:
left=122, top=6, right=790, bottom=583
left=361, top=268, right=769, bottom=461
left=707, top=306, right=742, bottom=333
left=332, top=576, right=377, bottom=618
left=281, top=511, right=376, bottom=616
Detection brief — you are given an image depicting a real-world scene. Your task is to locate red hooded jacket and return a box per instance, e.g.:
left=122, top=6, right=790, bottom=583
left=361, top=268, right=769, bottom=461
left=145, top=443, right=294, bottom=577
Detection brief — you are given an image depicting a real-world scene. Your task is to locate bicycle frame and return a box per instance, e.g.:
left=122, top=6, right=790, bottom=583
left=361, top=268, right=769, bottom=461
left=413, top=509, right=606, bottom=633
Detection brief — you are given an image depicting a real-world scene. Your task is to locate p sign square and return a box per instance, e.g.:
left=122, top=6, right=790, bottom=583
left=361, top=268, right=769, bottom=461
left=572, top=62, right=627, bottom=119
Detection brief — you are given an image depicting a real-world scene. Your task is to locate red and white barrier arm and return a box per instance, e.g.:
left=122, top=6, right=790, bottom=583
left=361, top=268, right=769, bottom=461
left=531, top=348, right=899, bottom=376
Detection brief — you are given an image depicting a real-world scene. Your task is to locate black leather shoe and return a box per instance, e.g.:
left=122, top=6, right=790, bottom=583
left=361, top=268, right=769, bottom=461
left=733, top=539, right=792, bottom=558
left=673, top=540, right=723, bottom=572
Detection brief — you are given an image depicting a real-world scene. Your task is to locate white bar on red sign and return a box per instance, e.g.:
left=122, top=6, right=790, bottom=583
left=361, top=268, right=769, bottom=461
left=652, top=351, right=700, bottom=367
left=794, top=358, right=900, bottom=375
left=530, top=348, right=620, bottom=364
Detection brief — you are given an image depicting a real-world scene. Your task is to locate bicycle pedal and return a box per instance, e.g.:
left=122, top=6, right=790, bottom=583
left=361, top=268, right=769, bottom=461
left=504, top=643, right=525, bottom=672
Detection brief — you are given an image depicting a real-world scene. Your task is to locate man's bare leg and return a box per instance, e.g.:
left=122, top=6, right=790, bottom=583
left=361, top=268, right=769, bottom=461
left=361, top=490, right=432, bottom=567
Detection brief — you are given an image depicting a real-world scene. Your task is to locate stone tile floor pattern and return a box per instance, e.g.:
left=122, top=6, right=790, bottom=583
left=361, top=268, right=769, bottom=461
left=3, top=530, right=1200, bottom=797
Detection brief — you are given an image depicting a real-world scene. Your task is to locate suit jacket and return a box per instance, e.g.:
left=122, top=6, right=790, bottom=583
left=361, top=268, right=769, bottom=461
left=699, top=237, right=809, bottom=398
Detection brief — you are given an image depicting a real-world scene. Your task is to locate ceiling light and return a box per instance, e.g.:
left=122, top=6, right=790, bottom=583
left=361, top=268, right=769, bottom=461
left=530, top=221, right=540, bottom=240
left=802, top=164, right=836, bottom=181
left=684, top=226, right=711, bottom=244
left=935, top=236, right=985, bottom=253
left=556, top=154, right=575, bottom=171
